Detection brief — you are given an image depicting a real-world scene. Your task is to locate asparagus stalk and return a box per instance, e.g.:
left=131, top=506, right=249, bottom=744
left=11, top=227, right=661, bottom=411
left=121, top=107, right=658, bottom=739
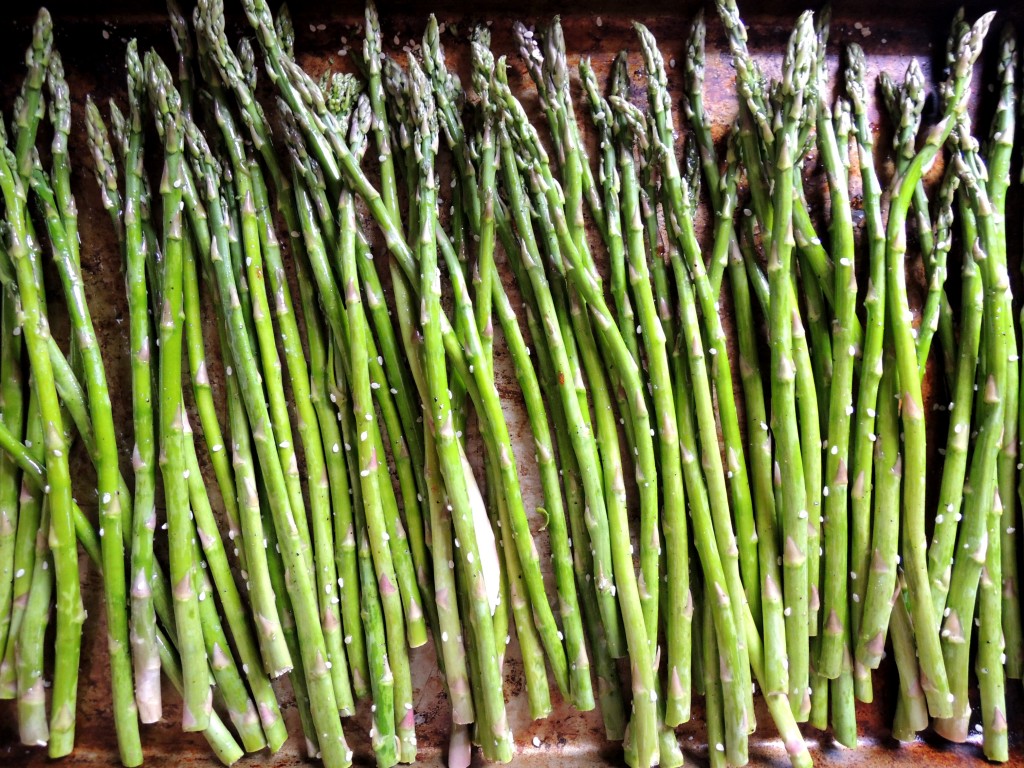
left=979, top=464, right=1009, bottom=761
left=597, top=59, right=691, bottom=728
left=277, top=94, right=431, bottom=654
left=351, top=428, right=399, bottom=768
left=410, top=61, right=577, bottom=705
left=13, top=10, right=52, bottom=182
left=317, top=67, right=432, bottom=655
left=91, top=51, right=166, bottom=721
left=943, top=139, right=1011, bottom=756
left=639, top=30, right=763, bottom=653
left=496, top=54, right=666, bottom=682
left=210, top=99, right=317, bottom=578
left=30, top=166, right=142, bottom=763
left=149, top=75, right=211, bottom=731
left=409, top=55, right=513, bottom=764
left=926, top=191, right=978, bottom=619
left=15, top=498, right=51, bottom=747
left=256, top=154, right=357, bottom=713
left=703, top=588, right=727, bottom=768
left=886, top=14, right=994, bottom=718
left=846, top=44, right=888, bottom=689
left=766, top=12, right=815, bottom=718
left=1, top=67, right=83, bottom=768
left=495, top=215, right=626, bottom=734
left=522, top=40, right=662, bottom=655
left=815, top=47, right=857, bottom=679
left=0, top=355, right=253, bottom=767
left=680, top=27, right=788, bottom=693
left=185, top=111, right=351, bottom=768
left=438, top=224, right=553, bottom=721
left=985, top=25, right=1021, bottom=683
left=0, top=396, right=42, bottom=702
left=342, top=94, right=418, bottom=760
left=185, top=527, right=266, bottom=754
left=290, top=176, right=368, bottom=695
left=0, top=288, right=24, bottom=669
left=498, top=124, right=648, bottom=748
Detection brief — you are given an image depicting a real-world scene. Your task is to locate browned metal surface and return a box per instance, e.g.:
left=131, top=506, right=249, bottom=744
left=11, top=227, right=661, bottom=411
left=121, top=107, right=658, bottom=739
left=1, top=1, right=1024, bottom=765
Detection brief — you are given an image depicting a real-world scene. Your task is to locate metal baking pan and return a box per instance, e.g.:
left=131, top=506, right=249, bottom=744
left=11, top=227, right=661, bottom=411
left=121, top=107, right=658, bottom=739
left=0, top=0, right=1022, bottom=764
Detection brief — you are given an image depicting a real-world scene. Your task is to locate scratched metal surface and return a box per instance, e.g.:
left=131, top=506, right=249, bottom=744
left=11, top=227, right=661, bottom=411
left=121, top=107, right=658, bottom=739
left=0, top=0, right=1023, bottom=765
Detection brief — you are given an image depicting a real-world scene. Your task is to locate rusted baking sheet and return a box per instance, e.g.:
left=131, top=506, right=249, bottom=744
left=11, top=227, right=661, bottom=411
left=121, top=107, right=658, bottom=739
left=1, top=0, right=1023, bottom=765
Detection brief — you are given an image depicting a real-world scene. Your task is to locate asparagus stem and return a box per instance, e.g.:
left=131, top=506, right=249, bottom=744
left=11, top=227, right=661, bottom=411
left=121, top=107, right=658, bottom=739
left=0, top=290, right=24, bottom=670
left=766, top=13, right=815, bottom=718
left=926, top=197, right=980, bottom=619
left=214, top=99, right=316, bottom=581
left=187, top=527, right=266, bottom=754
left=986, top=25, right=1021, bottom=684
left=155, top=621, right=245, bottom=766
left=495, top=86, right=650, bottom=764
left=601, top=56, right=691, bottom=729
left=291, top=179, right=368, bottom=694
left=255, top=155, right=356, bottom=714
left=150, top=76, right=211, bottom=731
left=0, top=397, right=42, bottom=700
left=0, top=43, right=83, bottom=757
left=815, top=47, right=856, bottom=679
left=185, top=113, right=351, bottom=768
left=15, top=499, right=51, bottom=747
left=934, top=141, right=1010, bottom=742
left=30, top=166, right=142, bottom=764
left=672, top=348, right=750, bottom=764
left=703, top=587, right=727, bottom=768
left=497, top=56, right=667, bottom=709
left=101, top=48, right=162, bottom=720
left=887, top=16, right=994, bottom=717
left=328, top=348, right=399, bottom=768
left=846, top=44, right=887, bottom=691
left=339, top=95, right=416, bottom=760
left=409, top=56, right=513, bottom=764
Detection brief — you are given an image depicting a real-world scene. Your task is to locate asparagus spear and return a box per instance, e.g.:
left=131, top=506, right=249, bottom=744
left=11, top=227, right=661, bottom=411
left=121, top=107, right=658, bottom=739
left=937, top=133, right=1011, bottom=756
left=815, top=43, right=857, bottom=680
left=438, top=220, right=553, bottom=721
left=595, top=59, right=691, bottom=729
left=406, top=61, right=577, bottom=705
left=277, top=90, right=432, bottom=655
left=703, top=588, right=727, bottom=768
left=637, top=29, right=762, bottom=652
left=0, top=283, right=24, bottom=672
left=13, top=10, right=52, bottom=182
left=498, top=119, right=653, bottom=756
left=30, top=165, right=142, bottom=762
left=766, top=12, right=815, bottom=718
left=886, top=14, right=993, bottom=718
left=846, top=43, right=889, bottom=691
left=15, top=498, right=51, bottom=747
left=925, top=186, right=978, bottom=621
left=185, top=111, right=352, bottom=768
left=343, top=94, right=418, bottom=759
left=679, top=27, right=788, bottom=694
left=410, top=54, right=513, bottom=764
left=289, top=173, right=368, bottom=696
left=985, top=25, right=1021, bottom=684
left=202, top=5, right=431, bottom=634
left=0, top=52, right=82, bottom=768
left=149, top=71, right=211, bottom=731
left=496, top=52, right=666, bottom=677
left=92, top=49, right=167, bottom=721
left=0, top=413, right=247, bottom=765
left=349, top=398, right=399, bottom=768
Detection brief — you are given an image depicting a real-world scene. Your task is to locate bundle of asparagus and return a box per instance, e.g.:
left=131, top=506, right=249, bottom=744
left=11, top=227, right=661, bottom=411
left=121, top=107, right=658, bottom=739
left=0, top=1, right=1021, bottom=767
